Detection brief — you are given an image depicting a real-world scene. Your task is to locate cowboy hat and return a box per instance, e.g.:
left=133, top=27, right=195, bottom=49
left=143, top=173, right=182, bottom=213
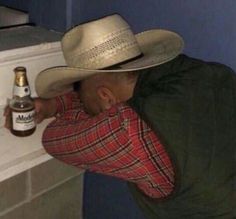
left=35, top=14, right=184, bottom=98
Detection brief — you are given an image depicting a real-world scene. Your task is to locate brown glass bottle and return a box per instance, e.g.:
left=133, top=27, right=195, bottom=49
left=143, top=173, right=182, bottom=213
left=9, top=66, right=36, bottom=137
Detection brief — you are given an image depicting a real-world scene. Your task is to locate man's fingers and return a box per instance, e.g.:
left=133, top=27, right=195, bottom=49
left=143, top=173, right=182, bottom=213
left=4, top=114, right=11, bottom=129
left=35, top=111, right=45, bottom=124
left=3, top=105, right=11, bottom=129
left=3, top=105, right=10, bottom=117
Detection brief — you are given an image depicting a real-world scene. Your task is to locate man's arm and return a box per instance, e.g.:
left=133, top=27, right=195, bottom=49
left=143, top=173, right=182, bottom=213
left=42, top=99, right=175, bottom=198
left=42, top=102, right=134, bottom=168
left=4, top=91, right=80, bottom=128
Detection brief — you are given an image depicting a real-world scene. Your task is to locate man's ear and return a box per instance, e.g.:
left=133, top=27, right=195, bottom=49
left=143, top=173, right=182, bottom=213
left=97, top=86, right=117, bottom=109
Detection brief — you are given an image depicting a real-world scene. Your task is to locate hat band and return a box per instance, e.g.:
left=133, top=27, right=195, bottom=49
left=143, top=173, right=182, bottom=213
left=65, top=28, right=141, bottom=69
left=103, top=53, right=144, bottom=70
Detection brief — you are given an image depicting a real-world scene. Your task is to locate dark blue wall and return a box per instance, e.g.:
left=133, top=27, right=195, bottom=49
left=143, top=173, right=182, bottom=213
left=0, top=0, right=68, bottom=31
left=29, top=0, right=68, bottom=31
left=0, top=0, right=29, bottom=11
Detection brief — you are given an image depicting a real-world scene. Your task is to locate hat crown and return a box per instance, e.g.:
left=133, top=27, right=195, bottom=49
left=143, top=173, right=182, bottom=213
left=62, top=14, right=141, bottom=69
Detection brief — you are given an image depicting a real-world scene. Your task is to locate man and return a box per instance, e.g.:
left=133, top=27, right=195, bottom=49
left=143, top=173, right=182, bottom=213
left=5, top=14, right=236, bottom=218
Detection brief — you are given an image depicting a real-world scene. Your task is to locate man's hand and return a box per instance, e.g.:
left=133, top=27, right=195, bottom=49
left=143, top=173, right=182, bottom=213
left=3, top=98, right=58, bottom=130
left=34, top=98, right=58, bottom=124
left=3, top=105, right=11, bottom=130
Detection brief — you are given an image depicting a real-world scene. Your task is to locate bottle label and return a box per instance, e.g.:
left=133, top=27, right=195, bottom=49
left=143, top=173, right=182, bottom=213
left=12, top=110, right=36, bottom=131
left=13, top=85, right=30, bottom=97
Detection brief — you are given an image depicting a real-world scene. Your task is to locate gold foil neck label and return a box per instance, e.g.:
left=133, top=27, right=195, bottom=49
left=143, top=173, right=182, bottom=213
left=14, top=66, right=28, bottom=87
left=15, top=73, right=28, bottom=87
left=12, top=66, right=31, bottom=97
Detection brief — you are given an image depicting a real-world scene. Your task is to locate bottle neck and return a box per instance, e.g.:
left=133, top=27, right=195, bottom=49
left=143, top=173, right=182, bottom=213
left=13, top=85, right=31, bottom=98
left=13, top=69, right=31, bottom=98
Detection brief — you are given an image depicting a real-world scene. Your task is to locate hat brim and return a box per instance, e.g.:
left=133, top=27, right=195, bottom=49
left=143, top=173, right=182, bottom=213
left=35, top=29, right=184, bottom=98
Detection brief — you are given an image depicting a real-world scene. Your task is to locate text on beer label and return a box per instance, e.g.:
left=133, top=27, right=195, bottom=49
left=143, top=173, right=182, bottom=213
left=12, top=110, right=35, bottom=131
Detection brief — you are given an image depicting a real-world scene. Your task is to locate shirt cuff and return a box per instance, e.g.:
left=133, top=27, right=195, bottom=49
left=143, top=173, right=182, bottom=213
left=55, top=95, right=65, bottom=115
left=55, top=92, right=80, bottom=115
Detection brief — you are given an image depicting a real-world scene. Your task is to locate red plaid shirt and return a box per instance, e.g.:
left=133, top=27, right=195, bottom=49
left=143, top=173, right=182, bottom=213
left=42, top=92, right=174, bottom=198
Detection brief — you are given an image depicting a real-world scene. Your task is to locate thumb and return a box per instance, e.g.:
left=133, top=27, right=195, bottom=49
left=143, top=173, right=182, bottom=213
left=35, top=111, right=45, bottom=124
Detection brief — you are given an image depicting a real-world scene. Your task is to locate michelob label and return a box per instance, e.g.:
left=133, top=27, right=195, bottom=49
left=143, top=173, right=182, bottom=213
left=12, top=110, right=35, bottom=131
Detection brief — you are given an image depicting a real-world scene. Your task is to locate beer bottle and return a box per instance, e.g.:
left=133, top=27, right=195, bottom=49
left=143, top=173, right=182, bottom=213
left=9, top=66, right=36, bottom=137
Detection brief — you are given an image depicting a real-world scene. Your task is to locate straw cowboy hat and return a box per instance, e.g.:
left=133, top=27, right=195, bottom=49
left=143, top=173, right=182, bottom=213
left=35, top=14, right=184, bottom=98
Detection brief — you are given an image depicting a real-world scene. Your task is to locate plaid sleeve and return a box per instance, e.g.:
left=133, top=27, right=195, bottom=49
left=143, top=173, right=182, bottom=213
left=42, top=101, right=174, bottom=198
left=42, top=103, right=133, bottom=167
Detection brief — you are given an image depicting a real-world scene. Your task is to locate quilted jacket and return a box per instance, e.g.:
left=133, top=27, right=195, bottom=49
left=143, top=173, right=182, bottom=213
left=128, top=55, right=236, bottom=218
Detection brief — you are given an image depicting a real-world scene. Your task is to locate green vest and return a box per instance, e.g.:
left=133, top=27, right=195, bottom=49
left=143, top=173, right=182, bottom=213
left=128, top=55, right=236, bottom=218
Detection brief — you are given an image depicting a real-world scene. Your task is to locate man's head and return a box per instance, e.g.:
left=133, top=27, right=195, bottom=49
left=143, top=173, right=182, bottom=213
left=77, top=71, right=138, bottom=115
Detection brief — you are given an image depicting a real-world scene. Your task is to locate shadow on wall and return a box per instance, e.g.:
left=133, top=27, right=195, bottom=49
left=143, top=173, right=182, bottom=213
left=83, top=172, right=146, bottom=219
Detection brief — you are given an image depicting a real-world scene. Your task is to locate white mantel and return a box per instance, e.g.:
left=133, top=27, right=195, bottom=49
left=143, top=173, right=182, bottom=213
left=0, top=25, right=64, bottom=105
left=0, top=26, right=83, bottom=219
left=0, top=26, right=65, bottom=181
left=0, top=113, right=52, bottom=182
